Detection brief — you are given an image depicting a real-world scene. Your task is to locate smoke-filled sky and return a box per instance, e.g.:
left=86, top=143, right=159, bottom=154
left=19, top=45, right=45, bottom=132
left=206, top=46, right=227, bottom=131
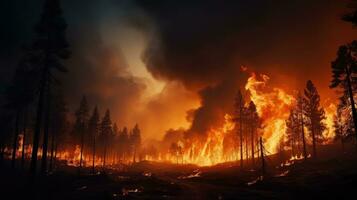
left=1, top=0, right=356, bottom=141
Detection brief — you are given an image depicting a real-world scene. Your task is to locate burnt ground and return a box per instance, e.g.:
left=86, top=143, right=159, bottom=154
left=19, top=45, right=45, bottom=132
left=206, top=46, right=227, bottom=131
left=1, top=144, right=357, bottom=200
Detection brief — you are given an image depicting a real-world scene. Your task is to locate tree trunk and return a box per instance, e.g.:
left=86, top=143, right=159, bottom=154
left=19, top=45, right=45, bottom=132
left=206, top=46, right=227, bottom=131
left=291, top=138, right=295, bottom=157
left=103, top=138, right=107, bottom=169
left=239, top=107, right=243, bottom=169
left=311, top=124, right=317, bottom=158
left=92, top=134, right=96, bottom=174
left=54, top=141, right=58, bottom=170
left=301, top=110, right=307, bottom=160
left=41, top=84, right=51, bottom=174
left=49, top=126, right=55, bottom=172
left=251, top=127, right=255, bottom=166
left=245, top=136, right=249, bottom=162
left=21, top=107, right=27, bottom=169
left=11, top=110, right=20, bottom=169
left=257, top=141, right=260, bottom=160
left=30, top=68, right=47, bottom=174
left=259, top=137, right=265, bottom=176
left=133, top=146, right=136, bottom=164
left=346, top=67, right=357, bottom=142
left=79, top=127, right=84, bottom=174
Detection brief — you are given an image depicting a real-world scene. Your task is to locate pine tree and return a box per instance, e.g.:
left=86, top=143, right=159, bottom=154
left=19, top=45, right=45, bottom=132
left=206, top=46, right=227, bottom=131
left=330, top=41, right=357, bottom=141
left=88, top=106, right=100, bottom=173
left=30, top=0, right=70, bottom=174
left=112, top=123, right=119, bottom=164
left=296, top=92, right=308, bottom=160
left=5, top=57, right=36, bottom=169
left=74, top=96, right=89, bottom=172
left=100, top=109, right=112, bottom=168
left=285, top=108, right=300, bottom=156
left=234, top=90, right=245, bottom=169
left=131, top=124, right=141, bottom=163
left=49, top=91, right=67, bottom=172
left=247, top=101, right=260, bottom=166
left=304, top=80, right=326, bottom=158
left=118, top=127, right=129, bottom=162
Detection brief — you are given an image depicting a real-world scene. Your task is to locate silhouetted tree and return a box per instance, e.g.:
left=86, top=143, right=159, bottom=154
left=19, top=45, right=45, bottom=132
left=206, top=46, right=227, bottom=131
left=30, top=0, right=70, bottom=174
left=131, top=124, right=141, bottom=163
left=49, top=91, right=68, bottom=172
left=112, top=123, right=119, bottom=164
left=234, top=90, right=245, bottom=169
left=296, top=92, right=308, bottom=160
left=169, top=142, right=182, bottom=164
left=5, top=58, right=36, bottom=169
left=74, top=96, right=89, bottom=172
left=330, top=41, right=357, bottom=141
left=40, top=85, right=52, bottom=174
left=118, top=127, right=129, bottom=163
left=285, top=108, right=300, bottom=156
left=100, top=109, right=112, bottom=168
left=20, top=107, right=28, bottom=169
left=247, top=101, right=260, bottom=165
left=304, top=80, right=326, bottom=158
left=88, top=106, right=100, bottom=173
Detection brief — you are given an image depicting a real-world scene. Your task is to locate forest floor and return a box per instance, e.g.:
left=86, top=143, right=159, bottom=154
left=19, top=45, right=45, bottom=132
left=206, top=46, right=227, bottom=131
left=1, top=144, right=357, bottom=200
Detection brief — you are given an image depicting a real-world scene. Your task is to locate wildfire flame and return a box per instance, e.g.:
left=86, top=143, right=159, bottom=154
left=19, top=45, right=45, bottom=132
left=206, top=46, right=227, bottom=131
left=5, top=72, right=337, bottom=168
left=245, top=73, right=295, bottom=154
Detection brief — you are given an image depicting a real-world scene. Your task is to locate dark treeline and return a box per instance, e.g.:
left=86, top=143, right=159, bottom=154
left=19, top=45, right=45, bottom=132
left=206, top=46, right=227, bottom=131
left=233, top=91, right=262, bottom=169
left=0, top=0, right=144, bottom=177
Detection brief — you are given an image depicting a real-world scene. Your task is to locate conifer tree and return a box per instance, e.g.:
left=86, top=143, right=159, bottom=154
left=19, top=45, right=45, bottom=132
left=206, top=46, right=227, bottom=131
left=30, top=0, right=70, bottom=174
left=330, top=41, right=357, bottom=140
left=74, top=96, right=89, bottom=172
left=100, top=109, right=112, bottom=168
left=131, top=124, right=141, bottom=163
left=304, top=80, right=326, bottom=158
left=234, top=90, right=245, bottom=168
left=88, top=106, right=99, bottom=173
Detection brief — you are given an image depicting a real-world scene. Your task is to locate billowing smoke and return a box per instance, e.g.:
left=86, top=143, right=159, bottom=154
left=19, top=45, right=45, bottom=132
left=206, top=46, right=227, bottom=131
left=139, top=0, right=356, bottom=139
left=1, top=0, right=356, bottom=143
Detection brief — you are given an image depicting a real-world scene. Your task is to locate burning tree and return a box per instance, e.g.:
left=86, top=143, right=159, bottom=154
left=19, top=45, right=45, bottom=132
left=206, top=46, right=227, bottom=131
left=169, top=142, right=183, bottom=164
left=117, top=127, right=130, bottom=163
left=49, top=91, right=68, bottom=172
left=304, top=80, right=326, bottom=158
left=5, top=59, right=36, bottom=169
left=88, top=106, right=100, bottom=173
left=285, top=92, right=308, bottom=160
left=74, top=96, right=89, bottom=172
left=247, top=101, right=261, bottom=166
left=285, top=109, right=301, bottom=156
left=334, top=105, right=346, bottom=151
left=130, top=124, right=141, bottom=163
left=296, top=93, right=308, bottom=160
left=234, top=90, right=245, bottom=169
left=100, top=109, right=112, bottom=168
left=330, top=41, right=357, bottom=141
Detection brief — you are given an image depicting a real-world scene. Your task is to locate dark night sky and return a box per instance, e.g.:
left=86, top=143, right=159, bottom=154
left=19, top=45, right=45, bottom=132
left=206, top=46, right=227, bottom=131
left=1, top=0, right=356, bottom=139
